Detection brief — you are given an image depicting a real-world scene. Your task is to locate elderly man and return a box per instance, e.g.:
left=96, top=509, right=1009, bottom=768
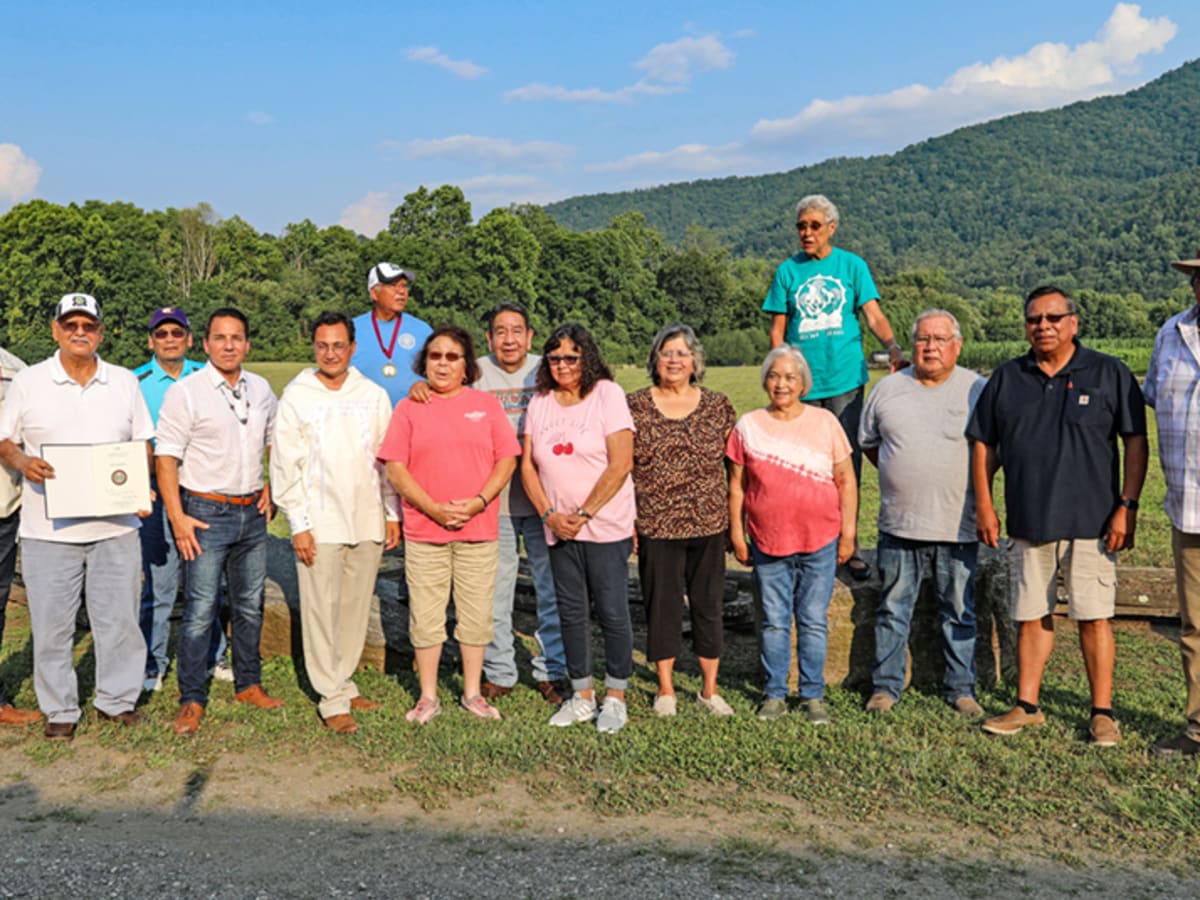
left=0, top=345, right=41, bottom=728
left=763, top=194, right=907, bottom=580
left=156, top=308, right=281, bottom=736
left=968, top=286, right=1147, bottom=746
left=132, top=307, right=206, bottom=692
left=859, top=309, right=985, bottom=716
left=351, top=262, right=433, bottom=408
left=1144, top=249, right=1200, bottom=758
left=271, top=311, right=400, bottom=734
left=0, top=294, right=154, bottom=740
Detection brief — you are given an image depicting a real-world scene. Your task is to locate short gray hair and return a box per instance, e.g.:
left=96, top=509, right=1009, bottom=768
left=647, top=323, right=706, bottom=385
left=795, top=194, right=839, bottom=226
left=910, top=309, right=963, bottom=344
left=760, top=345, right=813, bottom=396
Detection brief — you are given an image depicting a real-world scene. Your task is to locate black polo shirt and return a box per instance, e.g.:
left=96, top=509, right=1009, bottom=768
left=966, top=341, right=1145, bottom=542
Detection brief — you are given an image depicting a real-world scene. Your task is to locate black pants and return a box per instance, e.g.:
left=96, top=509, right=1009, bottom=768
left=638, top=531, right=726, bottom=662
left=549, top=538, right=634, bottom=689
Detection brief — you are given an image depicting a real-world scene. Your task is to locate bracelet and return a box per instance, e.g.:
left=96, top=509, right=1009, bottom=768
left=577, top=508, right=593, bottom=519
left=540, top=506, right=555, bottom=523
left=476, top=493, right=489, bottom=509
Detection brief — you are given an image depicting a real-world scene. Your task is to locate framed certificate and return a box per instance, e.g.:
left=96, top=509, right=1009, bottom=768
left=41, top=441, right=152, bottom=519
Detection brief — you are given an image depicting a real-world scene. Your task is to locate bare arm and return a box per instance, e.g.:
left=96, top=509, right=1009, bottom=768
left=972, top=441, right=1001, bottom=548
left=385, top=460, right=461, bottom=530
left=833, top=456, right=857, bottom=564
left=861, top=299, right=909, bottom=372
left=769, top=314, right=787, bottom=350
left=728, top=462, right=750, bottom=564
left=0, top=438, right=53, bottom=483
left=444, top=456, right=518, bottom=526
left=1106, top=433, right=1148, bottom=552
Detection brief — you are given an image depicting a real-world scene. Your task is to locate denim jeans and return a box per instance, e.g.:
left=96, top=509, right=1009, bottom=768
left=549, top=538, right=634, bottom=691
left=484, top=513, right=566, bottom=686
left=177, top=494, right=267, bottom=705
left=753, top=539, right=838, bottom=701
left=872, top=532, right=978, bottom=703
left=0, top=508, right=20, bottom=706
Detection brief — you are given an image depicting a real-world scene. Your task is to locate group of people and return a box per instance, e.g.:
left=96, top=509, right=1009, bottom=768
left=0, top=194, right=1197, bottom=757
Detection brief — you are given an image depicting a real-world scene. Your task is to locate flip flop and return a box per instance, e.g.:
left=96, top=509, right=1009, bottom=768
left=846, top=555, right=872, bottom=582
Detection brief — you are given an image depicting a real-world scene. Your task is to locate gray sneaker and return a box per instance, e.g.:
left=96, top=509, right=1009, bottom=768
left=596, top=697, right=628, bottom=734
left=802, top=698, right=831, bottom=726
left=548, top=695, right=596, bottom=728
left=696, top=692, right=734, bottom=717
left=756, top=697, right=788, bottom=721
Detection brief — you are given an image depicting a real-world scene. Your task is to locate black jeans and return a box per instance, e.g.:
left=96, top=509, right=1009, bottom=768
left=549, top=538, right=634, bottom=690
left=0, top=508, right=18, bottom=706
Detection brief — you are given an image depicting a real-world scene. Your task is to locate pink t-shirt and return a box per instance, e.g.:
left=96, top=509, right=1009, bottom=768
left=378, top=388, right=521, bottom=544
left=526, top=379, right=636, bottom=545
left=726, top=406, right=851, bottom=556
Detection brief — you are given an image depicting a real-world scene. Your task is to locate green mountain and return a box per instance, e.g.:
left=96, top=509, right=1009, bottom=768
left=546, top=59, right=1200, bottom=299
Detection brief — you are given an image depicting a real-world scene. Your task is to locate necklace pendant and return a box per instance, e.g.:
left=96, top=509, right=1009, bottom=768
left=382, top=363, right=397, bottom=378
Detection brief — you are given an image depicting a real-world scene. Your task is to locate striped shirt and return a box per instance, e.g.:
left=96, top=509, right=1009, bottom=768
left=1144, top=304, right=1200, bottom=533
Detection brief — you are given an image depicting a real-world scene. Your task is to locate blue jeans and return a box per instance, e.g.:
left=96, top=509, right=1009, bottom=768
left=753, top=539, right=838, bottom=701
left=177, top=494, right=267, bottom=705
left=484, top=513, right=566, bottom=686
left=873, top=532, right=978, bottom=703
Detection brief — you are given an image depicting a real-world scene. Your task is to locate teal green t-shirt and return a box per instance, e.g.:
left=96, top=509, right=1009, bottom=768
left=761, top=247, right=880, bottom=400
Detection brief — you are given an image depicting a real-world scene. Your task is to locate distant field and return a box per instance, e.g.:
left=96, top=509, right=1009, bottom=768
left=250, top=361, right=1169, bottom=568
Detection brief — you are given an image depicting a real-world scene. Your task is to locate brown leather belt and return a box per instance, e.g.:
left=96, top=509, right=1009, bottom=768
left=184, top=489, right=257, bottom=506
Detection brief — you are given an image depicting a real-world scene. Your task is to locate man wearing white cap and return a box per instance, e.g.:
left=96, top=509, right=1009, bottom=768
left=351, top=263, right=433, bottom=408
left=1144, top=248, right=1200, bottom=758
left=0, top=294, right=155, bottom=740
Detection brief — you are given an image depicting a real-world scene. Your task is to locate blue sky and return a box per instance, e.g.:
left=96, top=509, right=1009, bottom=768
left=1, top=1, right=1195, bottom=236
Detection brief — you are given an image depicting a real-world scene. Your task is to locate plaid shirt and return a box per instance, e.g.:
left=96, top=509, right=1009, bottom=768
left=1145, top=304, right=1200, bottom=532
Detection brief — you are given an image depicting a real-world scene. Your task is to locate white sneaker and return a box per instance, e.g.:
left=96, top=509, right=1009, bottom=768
left=596, top=697, right=628, bottom=734
left=696, top=692, right=734, bottom=717
left=212, top=662, right=235, bottom=683
left=652, top=694, right=677, bottom=717
left=549, top=695, right=597, bottom=727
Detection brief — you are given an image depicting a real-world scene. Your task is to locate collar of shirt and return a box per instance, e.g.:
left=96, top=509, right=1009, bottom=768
left=203, top=360, right=246, bottom=395
left=50, top=350, right=108, bottom=387
left=1017, top=338, right=1095, bottom=379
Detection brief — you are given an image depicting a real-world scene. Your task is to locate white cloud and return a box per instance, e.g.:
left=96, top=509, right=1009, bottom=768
left=244, top=110, right=274, bottom=126
left=590, top=142, right=754, bottom=175
left=0, top=143, right=41, bottom=204
left=750, top=3, right=1175, bottom=148
left=506, top=33, right=732, bottom=104
left=457, top=173, right=560, bottom=210
left=388, top=135, right=574, bottom=168
left=405, top=46, right=487, bottom=79
left=337, top=191, right=392, bottom=236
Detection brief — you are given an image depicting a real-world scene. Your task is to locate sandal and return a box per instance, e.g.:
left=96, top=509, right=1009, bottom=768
left=845, top=555, right=872, bottom=582
left=405, top=696, right=442, bottom=724
left=460, top=694, right=502, bottom=720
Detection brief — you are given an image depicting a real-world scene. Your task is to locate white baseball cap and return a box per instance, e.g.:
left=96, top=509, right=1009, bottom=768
left=55, top=293, right=102, bottom=322
left=367, top=262, right=415, bottom=291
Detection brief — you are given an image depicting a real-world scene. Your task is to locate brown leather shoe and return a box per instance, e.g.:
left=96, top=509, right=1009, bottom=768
left=234, top=684, right=285, bottom=709
left=173, top=702, right=204, bottom=735
left=535, top=680, right=567, bottom=705
left=323, top=713, right=358, bottom=734
left=350, top=696, right=381, bottom=712
left=97, top=709, right=144, bottom=727
left=479, top=680, right=513, bottom=700
left=43, top=720, right=76, bottom=741
left=0, top=704, right=43, bottom=727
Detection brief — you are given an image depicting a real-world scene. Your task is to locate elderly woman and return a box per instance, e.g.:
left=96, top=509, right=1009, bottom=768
left=728, top=345, right=856, bottom=724
left=522, top=323, right=636, bottom=734
left=628, top=324, right=737, bottom=717
left=379, top=325, right=520, bottom=724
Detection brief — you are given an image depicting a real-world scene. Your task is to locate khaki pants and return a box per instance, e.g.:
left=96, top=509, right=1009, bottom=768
left=405, top=540, right=497, bottom=648
left=297, top=541, right=383, bottom=719
left=1171, top=528, right=1200, bottom=740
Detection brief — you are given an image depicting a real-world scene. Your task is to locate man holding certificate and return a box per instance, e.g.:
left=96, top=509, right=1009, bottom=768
left=155, top=308, right=281, bottom=736
left=0, top=294, right=154, bottom=740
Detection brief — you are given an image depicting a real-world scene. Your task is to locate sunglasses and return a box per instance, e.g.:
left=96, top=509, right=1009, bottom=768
left=427, top=351, right=463, bottom=363
left=152, top=327, right=188, bottom=339
left=59, top=320, right=100, bottom=335
left=1024, top=312, right=1074, bottom=326
left=547, top=354, right=582, bottom=367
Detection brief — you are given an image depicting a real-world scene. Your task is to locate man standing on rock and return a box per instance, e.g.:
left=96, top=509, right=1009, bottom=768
left=271, top=311, right=400, bottom=734
left=156, top=308, right=282, bottom=735
left=859, top=309, right=985, bottom=717
left=1143, top=249, right=1200, bottom=758
left=351, top=263, right=433, bottom=409
left=968, top=286, right=1146, bottom=746
left=0, top=294, right=154, bottom=740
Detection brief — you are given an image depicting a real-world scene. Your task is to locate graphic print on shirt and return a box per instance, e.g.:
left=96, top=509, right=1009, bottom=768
left=793, top=275, right=848, bottom=334
left=740, top=416, right=836, bottom=484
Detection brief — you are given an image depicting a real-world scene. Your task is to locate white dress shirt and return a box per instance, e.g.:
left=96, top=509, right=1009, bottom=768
left=1145, top=304, right=1200, bottom=532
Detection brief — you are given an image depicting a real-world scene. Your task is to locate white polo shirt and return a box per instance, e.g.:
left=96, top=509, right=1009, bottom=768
left=155, top=362, right=277, bottom=495
left=0, top=351, right=154, bottom=542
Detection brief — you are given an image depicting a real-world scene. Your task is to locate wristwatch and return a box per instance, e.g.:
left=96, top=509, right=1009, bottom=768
left=1119, top=498, right=1139, bottom=510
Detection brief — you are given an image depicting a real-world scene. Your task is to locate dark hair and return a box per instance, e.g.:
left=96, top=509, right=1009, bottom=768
left=205, top=307, right=249, bottom=339
left=534, top=322, right=612, bottom=398
left=312, top=310, right=355, bottom=343
left=413, top=324, right=480, bottom=386
left=483, top=301, right=530, bottom=331
left=1024, top=285, right=1077, bottom=316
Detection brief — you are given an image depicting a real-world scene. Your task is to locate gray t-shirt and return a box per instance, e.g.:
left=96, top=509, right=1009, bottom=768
left=859, top=365, right=985, bottom=543
left=474, top=354, right=540, bottom=517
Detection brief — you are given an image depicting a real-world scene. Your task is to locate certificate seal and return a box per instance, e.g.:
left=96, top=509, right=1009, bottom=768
left=111, top=469, right=128, bottom=486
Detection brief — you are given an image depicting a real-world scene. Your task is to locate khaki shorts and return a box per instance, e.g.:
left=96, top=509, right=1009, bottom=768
left=1008, top=538, right=1116, bottom=622
left=405, top=540, right=498, bottom=648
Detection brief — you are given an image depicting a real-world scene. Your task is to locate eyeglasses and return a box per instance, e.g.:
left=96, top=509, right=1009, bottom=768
left=795, top=221, right=826, bottom=233
left=60, top=320, right=100, bottom=335
left=1024, top=312, right=1074, bottom=326
left=153, top=327, right=188, bottom=339
left=427, top=351, right=463, bottom=363
left=658, top=350, right=693, bottom=360
left=913, top=335, right=957, bottom=346
left=547, top=354, right=582, bottom=367
left=314, top=342, right=349, bottom=354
